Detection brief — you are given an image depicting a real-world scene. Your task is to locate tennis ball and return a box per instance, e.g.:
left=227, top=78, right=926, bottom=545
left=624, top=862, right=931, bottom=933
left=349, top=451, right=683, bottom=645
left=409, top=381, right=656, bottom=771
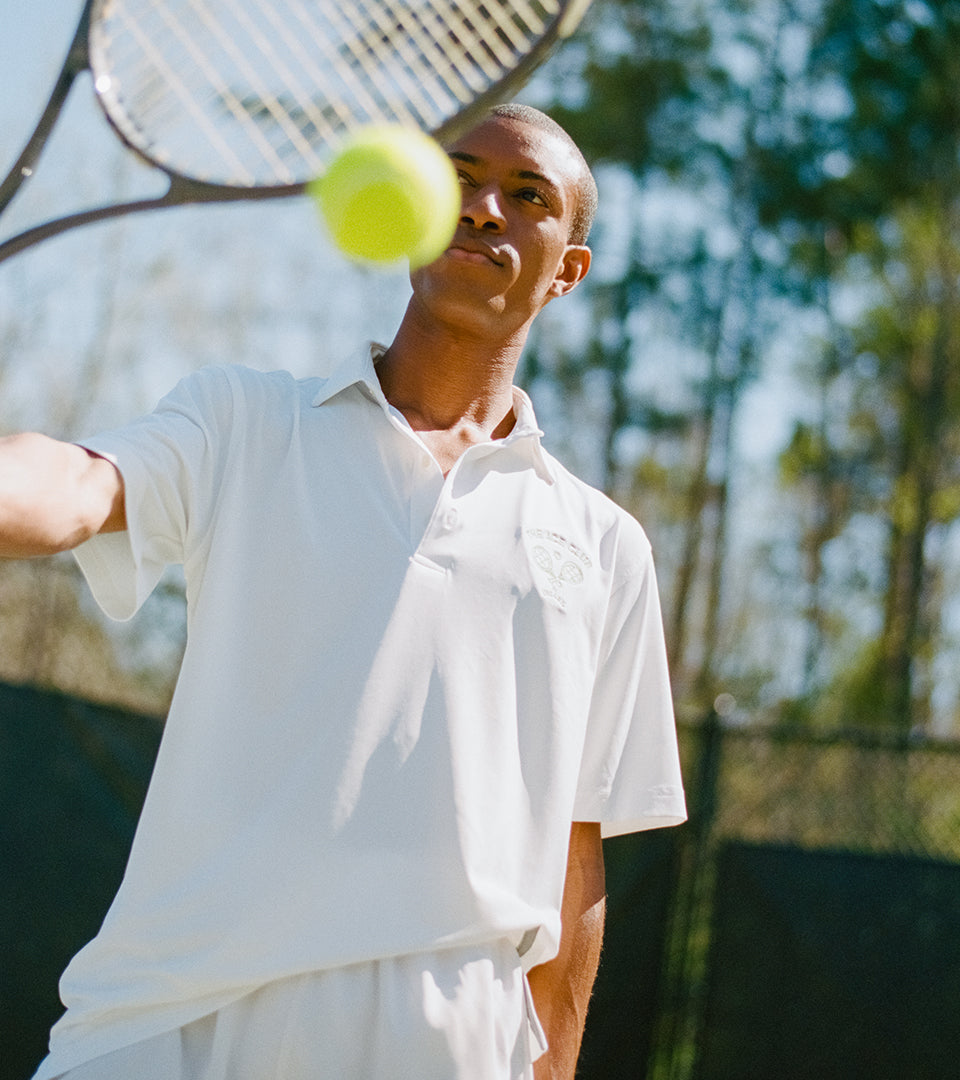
left=310, top=125, right=461, bottom=268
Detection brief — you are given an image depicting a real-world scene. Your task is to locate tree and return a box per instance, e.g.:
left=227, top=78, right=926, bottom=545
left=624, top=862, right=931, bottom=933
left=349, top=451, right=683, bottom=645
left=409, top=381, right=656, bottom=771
left=770, top=0, right=960, bottom=729
left=529, top=0, right=816, bottom=710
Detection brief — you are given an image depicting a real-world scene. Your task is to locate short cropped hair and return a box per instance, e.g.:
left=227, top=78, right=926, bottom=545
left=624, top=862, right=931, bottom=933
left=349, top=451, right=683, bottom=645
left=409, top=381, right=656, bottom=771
left=488, top=103, right=598, bottom=245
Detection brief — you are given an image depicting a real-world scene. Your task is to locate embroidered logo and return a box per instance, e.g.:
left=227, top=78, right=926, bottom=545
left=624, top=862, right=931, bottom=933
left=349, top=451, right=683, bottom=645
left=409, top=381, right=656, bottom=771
left=525, top=528, right=592, bottom=609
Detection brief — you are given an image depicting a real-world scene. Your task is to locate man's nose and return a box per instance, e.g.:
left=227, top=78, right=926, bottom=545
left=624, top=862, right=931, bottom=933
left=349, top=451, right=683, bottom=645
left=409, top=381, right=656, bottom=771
left=460, top=185, right=506, bottom=232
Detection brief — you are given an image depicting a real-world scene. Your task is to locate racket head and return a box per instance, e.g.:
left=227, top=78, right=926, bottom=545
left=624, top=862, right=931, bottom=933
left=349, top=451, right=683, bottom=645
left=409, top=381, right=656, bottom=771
left=87, top=0, right=593, bottom=192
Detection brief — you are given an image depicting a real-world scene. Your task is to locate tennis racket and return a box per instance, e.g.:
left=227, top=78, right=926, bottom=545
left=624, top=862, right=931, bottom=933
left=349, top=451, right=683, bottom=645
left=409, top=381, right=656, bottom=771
left=0, top=0, right=592, bottom=264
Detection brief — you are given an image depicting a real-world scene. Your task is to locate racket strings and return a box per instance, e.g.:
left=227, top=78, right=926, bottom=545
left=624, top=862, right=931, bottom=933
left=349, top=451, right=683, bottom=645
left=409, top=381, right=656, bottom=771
left=123, top=0, right=326, bottom=180
left=119, top=2, right=291, bottom=181
left=319, top=0, right=445, bottom=128
left=90, top=0, right=564, bottom=187
left=183, top=0, right=328, bottom=176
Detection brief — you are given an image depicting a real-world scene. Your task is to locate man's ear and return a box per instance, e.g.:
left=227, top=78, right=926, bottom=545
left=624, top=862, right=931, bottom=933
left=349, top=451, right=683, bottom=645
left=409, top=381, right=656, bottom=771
left=546, top=245, right=592, bottom=302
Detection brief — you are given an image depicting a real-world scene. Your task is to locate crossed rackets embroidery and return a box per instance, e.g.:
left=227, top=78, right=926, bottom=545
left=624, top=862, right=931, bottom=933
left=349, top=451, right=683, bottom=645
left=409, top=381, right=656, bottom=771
left=526, top=529, right=591, bottom=609
left=532, top=545, right=585, bottom=586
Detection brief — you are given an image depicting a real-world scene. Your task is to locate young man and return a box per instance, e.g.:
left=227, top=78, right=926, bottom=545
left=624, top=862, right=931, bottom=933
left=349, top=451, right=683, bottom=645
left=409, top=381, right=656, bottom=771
left=1, top=105, right=686, bottom=1080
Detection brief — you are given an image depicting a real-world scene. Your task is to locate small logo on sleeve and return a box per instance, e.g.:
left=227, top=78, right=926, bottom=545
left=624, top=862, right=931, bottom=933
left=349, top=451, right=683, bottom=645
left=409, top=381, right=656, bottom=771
left=525, top=528, right=592, bottom=609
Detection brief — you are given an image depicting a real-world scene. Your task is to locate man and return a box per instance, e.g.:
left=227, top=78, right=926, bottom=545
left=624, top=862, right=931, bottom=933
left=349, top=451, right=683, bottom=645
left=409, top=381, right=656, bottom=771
left=1, top=104, right=686, bottom=1080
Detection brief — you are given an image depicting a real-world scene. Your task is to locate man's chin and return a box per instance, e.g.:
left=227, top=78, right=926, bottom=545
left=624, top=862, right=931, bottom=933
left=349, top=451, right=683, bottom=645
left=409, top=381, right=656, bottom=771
left=408, top=278, right=509, bottom=332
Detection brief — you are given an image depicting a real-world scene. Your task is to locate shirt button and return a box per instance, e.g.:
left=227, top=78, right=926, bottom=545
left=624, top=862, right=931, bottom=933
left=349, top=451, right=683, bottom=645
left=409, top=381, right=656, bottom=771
left=442, top=508, right=460, bottom=530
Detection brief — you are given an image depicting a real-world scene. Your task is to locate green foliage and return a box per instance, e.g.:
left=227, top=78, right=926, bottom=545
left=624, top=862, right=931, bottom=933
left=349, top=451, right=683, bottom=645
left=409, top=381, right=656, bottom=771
left=543, top=0, right=711, bottom=172
left=530, top=0, right=960, bottom=730
left=817, top=639, right=897, bottom=728
left=811, top=0, right=960, bottom=216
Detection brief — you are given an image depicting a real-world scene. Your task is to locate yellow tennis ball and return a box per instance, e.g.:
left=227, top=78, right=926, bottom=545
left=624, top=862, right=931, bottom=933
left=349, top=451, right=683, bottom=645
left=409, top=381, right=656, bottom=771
left=310, top=125, right=461, bottom=268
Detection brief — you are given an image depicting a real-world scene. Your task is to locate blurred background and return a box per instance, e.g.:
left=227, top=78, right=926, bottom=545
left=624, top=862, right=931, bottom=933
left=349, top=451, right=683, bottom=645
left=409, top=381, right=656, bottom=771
left=2, top=1, right=960, bottom=1078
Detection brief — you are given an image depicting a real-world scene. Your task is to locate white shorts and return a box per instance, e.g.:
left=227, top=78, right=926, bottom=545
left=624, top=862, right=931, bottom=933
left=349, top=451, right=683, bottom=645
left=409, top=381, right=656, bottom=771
left=50, top=942, right=545, bottom=1080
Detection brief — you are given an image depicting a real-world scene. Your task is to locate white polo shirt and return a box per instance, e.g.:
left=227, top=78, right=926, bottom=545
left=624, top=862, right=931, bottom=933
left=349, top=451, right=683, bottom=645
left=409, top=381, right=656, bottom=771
left=39, top=347, right=685, bottom=1078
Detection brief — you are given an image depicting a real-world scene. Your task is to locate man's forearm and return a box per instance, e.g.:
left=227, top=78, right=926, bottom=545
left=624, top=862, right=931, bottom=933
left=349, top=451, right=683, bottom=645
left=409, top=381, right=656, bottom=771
left=0, top=434, right=125, bottom=557
left=528, top=821, right=606, bottom=1080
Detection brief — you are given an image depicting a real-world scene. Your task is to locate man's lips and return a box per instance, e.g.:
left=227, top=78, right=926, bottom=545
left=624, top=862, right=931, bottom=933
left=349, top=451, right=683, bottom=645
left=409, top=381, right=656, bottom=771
left=444, top=238, right=504, bottom=266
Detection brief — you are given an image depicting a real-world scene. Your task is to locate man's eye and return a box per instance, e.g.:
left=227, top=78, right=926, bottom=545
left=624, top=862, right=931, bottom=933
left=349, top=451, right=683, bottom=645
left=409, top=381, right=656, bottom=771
left=519, top=188, right=548, bottom=206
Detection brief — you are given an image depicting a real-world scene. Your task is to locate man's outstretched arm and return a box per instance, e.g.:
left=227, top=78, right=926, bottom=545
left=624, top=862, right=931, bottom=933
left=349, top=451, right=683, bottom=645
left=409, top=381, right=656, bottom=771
left=528, top=820, right=606, bottom=1080
left=0, top=434, right=125, bottom=558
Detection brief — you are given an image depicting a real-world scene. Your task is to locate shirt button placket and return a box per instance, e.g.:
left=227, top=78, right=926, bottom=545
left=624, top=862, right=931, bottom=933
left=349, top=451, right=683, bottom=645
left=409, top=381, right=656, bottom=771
left=409, top=451, right=444, bottom=550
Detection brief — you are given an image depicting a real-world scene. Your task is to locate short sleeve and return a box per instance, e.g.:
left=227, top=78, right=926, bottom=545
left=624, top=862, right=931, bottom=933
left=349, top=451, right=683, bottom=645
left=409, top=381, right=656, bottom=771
left=72, top=366, right=235, bottom=621
left=573, top=537, right=687, bottom=837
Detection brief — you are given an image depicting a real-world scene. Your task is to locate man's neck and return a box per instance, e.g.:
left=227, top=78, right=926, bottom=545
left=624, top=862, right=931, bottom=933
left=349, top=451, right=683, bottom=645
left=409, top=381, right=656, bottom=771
left=376, top=304, right=528, bottom=470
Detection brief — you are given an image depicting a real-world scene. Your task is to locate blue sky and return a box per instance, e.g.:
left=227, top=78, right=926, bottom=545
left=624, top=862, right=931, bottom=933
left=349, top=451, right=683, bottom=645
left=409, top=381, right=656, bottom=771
left=0, top=1, right=421, bottom=438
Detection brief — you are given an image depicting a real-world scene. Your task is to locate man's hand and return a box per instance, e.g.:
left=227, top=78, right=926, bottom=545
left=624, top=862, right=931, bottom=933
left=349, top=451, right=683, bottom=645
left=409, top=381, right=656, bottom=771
left=0, top=434, right=125, bottom=558
left=528, top=821, right=605, bottom=1080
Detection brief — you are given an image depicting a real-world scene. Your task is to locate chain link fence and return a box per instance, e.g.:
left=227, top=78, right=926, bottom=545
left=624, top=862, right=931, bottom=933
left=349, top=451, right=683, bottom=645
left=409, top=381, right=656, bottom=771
left=638, top=715, right=960, bottom=1080
left=707, top=720, right=960, bottom=860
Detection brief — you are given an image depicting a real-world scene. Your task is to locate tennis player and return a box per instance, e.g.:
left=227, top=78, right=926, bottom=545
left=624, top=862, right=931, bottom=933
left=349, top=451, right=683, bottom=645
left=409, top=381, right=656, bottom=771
left=1, top=105, right=686, bottom=1080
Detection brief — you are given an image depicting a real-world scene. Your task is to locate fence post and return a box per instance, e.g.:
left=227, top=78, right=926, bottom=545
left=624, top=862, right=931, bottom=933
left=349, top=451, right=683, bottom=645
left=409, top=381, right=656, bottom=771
left=648, top=707, right=723, bottom=1080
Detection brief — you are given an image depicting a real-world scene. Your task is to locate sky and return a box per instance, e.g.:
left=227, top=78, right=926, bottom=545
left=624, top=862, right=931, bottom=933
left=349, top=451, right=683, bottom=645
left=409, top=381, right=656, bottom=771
left=0, top=0, right=424, bottom=436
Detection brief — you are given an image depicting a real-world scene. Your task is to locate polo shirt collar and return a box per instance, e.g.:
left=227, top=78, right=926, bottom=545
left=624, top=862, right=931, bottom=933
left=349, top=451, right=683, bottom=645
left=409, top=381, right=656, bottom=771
left=312, top=344, right=557, bottom=483
left=311, top=343, right=387, bottom=410
left=504, top=384, right=556, bottom=483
